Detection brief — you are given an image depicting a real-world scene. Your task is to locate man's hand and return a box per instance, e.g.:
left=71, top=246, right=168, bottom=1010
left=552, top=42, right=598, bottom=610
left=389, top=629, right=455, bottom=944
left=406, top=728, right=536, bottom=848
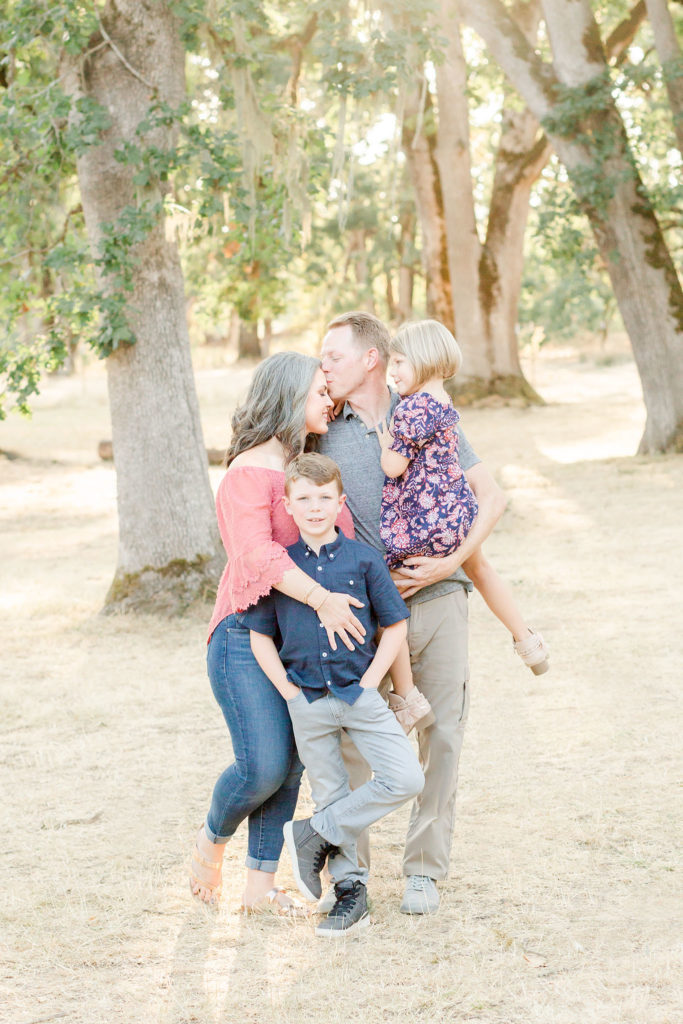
left=390, top=553, right=460, bottom=599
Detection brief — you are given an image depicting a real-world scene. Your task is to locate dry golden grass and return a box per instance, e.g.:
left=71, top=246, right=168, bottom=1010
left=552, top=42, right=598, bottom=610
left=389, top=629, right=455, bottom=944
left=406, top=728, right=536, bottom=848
left=1, top=345, right=681, bottom=1024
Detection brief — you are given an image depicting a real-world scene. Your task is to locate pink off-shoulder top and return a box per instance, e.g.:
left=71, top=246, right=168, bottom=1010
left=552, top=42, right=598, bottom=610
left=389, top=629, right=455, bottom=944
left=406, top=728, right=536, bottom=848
left=207, top=465, right=355, bottom=640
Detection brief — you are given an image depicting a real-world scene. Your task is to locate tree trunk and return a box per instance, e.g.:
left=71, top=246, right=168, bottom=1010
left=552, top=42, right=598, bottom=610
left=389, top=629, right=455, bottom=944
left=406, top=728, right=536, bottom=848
left=262, top=316, right=273, bottom=358
left=461, top=0, right=683, bottom=452
left=479, top=110, right=550, bottom=387
left=401, top=80, right=455, bottom=332
left=238, top=319, right=261, bottom=359
left=431, top=0, right=543, bottom=400
left=397, top=200, right=416, bottom=322
left=63, top=1, right=222, bottom=613
left=433, top=0, right=487, bottom=378
left=644, top=0, right=683, bottom=156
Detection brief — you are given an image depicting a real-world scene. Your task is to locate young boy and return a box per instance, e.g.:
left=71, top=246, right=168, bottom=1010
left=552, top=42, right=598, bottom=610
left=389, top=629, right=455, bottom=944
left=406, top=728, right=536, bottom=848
left=244, top=453, right=424, bottom=937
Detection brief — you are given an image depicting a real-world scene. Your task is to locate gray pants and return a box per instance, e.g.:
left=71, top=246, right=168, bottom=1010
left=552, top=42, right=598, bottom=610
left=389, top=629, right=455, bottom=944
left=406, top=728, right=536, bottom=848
left=342, top=589, right=470, bottom=880
left=287, top=687, right=424, bottom=885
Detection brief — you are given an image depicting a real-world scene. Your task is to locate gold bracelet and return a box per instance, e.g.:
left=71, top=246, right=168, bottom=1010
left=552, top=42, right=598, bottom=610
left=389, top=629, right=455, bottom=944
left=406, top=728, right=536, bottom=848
left=314, top=590, right=330, bottom=613
left=303, top=582, right=319, bottom=606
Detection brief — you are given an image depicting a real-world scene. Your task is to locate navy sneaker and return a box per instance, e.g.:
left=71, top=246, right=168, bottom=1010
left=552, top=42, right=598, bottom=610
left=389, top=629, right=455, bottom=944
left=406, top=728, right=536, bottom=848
left=283, top=818, right=336, bottom=902
left=315, top=879, right=370, bottom=937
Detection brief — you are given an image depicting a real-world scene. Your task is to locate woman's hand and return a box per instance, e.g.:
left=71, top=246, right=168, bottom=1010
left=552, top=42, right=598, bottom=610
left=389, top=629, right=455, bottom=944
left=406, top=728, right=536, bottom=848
left=317, top=591, right=366, bottom=651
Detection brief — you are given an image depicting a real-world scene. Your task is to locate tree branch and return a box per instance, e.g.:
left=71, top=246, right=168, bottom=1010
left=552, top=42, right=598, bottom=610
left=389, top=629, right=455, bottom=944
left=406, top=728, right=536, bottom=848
left=97, top=18, right=155, bottom=90
left=605, top=1, right=647, bottom=65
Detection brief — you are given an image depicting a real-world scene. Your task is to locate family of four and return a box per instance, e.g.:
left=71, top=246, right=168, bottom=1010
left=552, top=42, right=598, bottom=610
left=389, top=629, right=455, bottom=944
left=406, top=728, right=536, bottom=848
left=190, top=311, right=548, bottom=936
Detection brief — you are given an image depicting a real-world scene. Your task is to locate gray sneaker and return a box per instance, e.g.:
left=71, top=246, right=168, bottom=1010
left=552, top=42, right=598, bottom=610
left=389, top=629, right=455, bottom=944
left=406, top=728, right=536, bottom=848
left=283, top=818, right=336, bottom=902
left=315, top=879, right=370, bottom=937
left=316, top=887, right=337, bottom=914
left=400, top=875, right=440, bottom=914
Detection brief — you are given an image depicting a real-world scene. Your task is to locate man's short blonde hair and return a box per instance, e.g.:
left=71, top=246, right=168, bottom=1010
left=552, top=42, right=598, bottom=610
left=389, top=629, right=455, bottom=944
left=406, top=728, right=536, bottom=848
left=391, top=319, right=462, bottom=388
left=284, top=453, right=343, bottom=495
left=325, top=310, right=391, bottom=366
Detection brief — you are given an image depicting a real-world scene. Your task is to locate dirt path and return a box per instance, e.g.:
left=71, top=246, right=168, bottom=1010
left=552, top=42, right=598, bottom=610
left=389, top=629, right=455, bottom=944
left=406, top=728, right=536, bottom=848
left=1, top=350, right=680, bottom=1024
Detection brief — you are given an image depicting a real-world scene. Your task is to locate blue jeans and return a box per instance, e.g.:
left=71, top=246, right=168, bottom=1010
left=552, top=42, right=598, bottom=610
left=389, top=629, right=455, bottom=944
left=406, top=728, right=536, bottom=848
left=205, top=614, right=303, bottom=872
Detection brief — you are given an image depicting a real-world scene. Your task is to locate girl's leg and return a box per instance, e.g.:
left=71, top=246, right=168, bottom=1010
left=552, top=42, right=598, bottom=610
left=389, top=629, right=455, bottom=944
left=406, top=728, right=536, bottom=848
left=386, top=638, right=435, bottom=734
left=461, top=547, right=530, bottom=640
left=193, top=616, right=303, bottom=905
left=388, top=639, right=414, bottom=699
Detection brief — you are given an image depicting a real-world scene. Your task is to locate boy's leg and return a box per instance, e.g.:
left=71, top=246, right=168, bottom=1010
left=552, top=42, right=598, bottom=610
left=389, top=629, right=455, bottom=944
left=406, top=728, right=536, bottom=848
left=312, top=688, right=424, bottom=874
left=285, top=692, right=361, bottom=886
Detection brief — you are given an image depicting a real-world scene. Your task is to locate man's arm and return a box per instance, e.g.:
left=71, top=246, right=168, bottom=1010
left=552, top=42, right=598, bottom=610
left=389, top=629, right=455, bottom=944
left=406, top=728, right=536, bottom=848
left=359, top=618, right=407, bottom=689
left=249, top=631, right=301, bottom=700
left=391, top=462, right=507, bottom=598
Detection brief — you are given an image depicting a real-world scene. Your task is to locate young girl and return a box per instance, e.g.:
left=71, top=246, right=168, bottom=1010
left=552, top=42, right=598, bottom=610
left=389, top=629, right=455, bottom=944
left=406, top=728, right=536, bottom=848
left=377, top=319, right=549, bottom=706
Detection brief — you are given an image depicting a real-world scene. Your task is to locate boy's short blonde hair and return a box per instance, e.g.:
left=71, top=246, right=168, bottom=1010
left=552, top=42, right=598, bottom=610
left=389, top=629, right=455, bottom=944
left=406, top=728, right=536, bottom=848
left=391, top=319, right=462, bottom=388
left=284, top=453, right=343, bottom=495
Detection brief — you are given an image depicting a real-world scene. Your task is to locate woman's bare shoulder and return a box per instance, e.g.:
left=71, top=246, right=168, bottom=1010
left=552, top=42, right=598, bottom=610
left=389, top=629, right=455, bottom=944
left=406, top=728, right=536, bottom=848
left=229, top=443, right=285, bottom=473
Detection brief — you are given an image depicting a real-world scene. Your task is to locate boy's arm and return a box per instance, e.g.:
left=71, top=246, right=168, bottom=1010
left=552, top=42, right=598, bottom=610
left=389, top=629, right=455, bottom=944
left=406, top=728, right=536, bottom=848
left=359, top=619, right=407, bottom=689
left=249, top=630, right=301, bottom=701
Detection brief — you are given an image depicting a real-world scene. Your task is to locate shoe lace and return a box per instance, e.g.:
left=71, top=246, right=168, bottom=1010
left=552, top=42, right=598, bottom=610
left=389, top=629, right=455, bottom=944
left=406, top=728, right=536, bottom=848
left=332, top=882, right=362, bottom=914
left=407, top=875, right=432, bottom=892
left=311, top=845, right=330, bottom=874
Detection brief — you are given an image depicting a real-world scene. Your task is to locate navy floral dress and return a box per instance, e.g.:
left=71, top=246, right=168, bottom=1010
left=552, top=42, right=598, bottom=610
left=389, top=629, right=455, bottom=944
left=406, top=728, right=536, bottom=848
left=380, top=392, right=479, bottom=569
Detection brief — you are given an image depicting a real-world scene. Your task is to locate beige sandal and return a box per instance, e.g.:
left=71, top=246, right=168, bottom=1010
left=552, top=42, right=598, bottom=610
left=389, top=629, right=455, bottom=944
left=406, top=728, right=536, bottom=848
left=189, top=829, right=223, bottom=905
left=388, top=687, right=435, bottom=734
left=240, top=886, right=310, bottom=918
left=513, top=628, right=549, bottom=675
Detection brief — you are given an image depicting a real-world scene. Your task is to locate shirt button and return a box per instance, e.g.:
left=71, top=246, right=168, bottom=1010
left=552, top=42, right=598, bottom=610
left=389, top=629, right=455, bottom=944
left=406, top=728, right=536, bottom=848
left=330, top=554, right=334, bottom=559
left=317, top=566, right=323, bottom=572
left=322, top=652, right=327, bottom=658
left=349, top=579, right=354, bottom=585
left=326, top=681, right=331, bottom=687
left=319, top=622, right=324, bottom=628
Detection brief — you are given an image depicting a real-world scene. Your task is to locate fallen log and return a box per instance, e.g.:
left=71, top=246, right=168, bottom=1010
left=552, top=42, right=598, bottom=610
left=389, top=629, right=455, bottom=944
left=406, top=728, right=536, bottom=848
left=98, top=441, right=225, bottom=466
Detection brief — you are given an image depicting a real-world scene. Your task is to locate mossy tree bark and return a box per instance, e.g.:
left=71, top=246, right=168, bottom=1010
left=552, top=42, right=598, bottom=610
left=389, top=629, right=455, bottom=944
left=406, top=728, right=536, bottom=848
left=63, top=1, right=223, bottom=613
left=643, top=0, right=683, bottom=157
left=461, top=0, right=683, bottom=453
left=403, top=1, right=547, bottom=401
left=401, top=80, right=455, bottom=333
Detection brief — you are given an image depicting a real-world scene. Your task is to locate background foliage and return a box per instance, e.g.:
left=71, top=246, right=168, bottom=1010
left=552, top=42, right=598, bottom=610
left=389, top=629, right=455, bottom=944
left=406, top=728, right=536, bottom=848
left=1, top=0, right=681, bottom=416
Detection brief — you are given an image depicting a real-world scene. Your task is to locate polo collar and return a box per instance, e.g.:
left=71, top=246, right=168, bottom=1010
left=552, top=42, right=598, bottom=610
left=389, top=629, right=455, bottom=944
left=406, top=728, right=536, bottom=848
left=342, top=389, right=400, bottom=420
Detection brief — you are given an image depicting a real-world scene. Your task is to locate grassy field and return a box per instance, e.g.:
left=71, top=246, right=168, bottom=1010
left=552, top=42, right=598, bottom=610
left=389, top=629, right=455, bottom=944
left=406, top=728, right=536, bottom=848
left=1, top=345, right=681, bottom=1024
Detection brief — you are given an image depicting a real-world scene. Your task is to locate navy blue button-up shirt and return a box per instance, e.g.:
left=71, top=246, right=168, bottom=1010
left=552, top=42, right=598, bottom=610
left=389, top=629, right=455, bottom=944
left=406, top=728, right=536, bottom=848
left=242, top=529, right=409, bottom=705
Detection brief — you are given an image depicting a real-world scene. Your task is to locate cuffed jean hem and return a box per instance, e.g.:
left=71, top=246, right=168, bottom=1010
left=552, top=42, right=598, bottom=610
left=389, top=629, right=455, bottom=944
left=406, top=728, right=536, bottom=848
left=203, top=818, right=232, bottom=845
left=245, top=855, right=279, bottom=872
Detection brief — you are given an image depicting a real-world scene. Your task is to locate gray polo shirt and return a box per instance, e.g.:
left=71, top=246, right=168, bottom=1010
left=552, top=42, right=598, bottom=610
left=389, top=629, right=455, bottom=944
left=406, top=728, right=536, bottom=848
left=319, top=390, right=480, bottom=606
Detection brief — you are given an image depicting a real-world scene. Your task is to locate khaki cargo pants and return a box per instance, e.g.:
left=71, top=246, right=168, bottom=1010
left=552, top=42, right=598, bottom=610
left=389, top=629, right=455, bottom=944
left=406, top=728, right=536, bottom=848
left=342, top=588, right=470, bottom=880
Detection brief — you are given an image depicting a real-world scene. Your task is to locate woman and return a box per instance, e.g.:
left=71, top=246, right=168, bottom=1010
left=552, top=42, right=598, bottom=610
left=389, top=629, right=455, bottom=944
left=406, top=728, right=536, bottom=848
left=191, top=351, right=364, bottom=914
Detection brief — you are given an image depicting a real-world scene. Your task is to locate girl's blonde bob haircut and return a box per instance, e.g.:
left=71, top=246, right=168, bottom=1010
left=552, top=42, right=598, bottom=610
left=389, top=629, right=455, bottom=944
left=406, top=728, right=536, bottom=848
left=391, top=319, right=462, bottom=388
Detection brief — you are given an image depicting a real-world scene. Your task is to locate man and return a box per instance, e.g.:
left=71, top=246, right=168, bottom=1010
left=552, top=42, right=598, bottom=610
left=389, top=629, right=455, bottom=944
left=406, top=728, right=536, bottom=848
left=318, top=310, right=506, bottom=914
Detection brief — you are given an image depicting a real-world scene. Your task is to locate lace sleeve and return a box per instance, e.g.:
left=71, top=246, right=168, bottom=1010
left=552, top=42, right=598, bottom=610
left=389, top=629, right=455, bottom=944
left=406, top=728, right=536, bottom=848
left=216, top=469, right=295, bottom=611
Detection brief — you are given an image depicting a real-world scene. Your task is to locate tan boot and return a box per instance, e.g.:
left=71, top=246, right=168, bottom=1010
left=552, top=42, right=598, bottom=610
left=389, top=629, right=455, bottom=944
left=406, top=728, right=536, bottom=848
left=388, top=687, right=435, bottom=734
